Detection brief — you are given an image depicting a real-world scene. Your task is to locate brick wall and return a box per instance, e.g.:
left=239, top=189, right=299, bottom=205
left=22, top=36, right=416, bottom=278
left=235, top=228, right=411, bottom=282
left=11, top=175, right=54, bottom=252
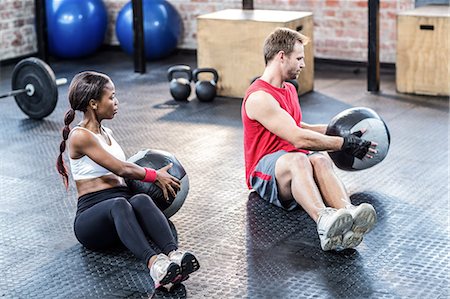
left=0, top=0, right=415, bottom=63
left=0, top=0, right=37, bottom=61
left=250, top=0, right=416, bottom=63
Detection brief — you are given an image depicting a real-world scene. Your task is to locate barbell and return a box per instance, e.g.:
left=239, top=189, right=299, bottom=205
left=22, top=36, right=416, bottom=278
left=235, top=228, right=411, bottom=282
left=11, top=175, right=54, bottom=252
left=0, top=57, right=67, bottom=119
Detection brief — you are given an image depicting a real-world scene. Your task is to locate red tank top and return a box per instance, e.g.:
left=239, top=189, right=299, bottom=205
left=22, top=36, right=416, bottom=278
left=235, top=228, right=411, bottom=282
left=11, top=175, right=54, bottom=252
left=242, top=79, right=308, bottom=188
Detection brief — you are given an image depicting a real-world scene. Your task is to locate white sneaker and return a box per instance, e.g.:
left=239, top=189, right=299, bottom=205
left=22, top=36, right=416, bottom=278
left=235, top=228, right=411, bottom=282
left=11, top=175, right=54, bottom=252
left=169, top=250, right=200, bottom=282
left=342, top=203, right=377, bottom=249
left=317, top=207, right=353, bottom=251
left=149, top=253, right=181, bottom=289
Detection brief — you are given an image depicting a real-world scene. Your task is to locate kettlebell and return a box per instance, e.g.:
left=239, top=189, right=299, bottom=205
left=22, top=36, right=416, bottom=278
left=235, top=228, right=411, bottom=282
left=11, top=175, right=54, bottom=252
left=192, top=68, right=219, bottom=102
left=167, top=65, right=192, bottom=101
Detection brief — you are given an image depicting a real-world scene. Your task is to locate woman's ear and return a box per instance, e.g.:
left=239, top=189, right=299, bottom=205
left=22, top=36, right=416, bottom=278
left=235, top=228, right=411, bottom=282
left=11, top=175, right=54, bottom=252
left=88, top=99, right=97, bottom=110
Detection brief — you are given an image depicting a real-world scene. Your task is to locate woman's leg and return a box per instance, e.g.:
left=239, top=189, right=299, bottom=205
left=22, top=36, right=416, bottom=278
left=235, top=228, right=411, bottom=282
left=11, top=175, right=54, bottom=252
left=129, top=194, right=200, bottom=281
left=128, top=194, right=177, bottom=255
left=74, top=196, right=181, bottom=288
left=74, top=197, right=157, bottom=266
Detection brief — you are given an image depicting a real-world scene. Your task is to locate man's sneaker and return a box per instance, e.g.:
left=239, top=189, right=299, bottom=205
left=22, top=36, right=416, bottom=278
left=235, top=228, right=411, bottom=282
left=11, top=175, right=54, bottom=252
left=149, top=254, right=181, bottom=289
left=169, top=250, right=200, bottom=282
left=342, top=203, right=377, bottom=249
left=317, top=207, right=353, bottom=251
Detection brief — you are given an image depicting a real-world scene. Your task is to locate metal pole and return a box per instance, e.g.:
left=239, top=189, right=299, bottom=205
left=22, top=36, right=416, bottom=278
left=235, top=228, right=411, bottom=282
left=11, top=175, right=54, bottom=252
left=132, top=0, right=146, bottom=73
left=368, top=0, right=380, bottom=92
left=0, top=89, right=28, bottom=99
left=243, top=0, right=254, bottom=10
left=35, top=0, right=49, bottom=62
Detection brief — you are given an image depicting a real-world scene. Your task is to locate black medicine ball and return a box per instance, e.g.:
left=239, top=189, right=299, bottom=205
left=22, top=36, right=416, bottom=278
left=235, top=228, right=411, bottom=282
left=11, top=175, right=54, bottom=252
left=125, top=149, right=189, bottom=218
left=326, top=107, right=390, bottom=171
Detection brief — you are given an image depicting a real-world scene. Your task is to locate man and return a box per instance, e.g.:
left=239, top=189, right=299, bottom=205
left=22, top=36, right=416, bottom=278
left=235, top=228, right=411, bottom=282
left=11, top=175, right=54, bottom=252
left=242, top=28, right=377, bottom=251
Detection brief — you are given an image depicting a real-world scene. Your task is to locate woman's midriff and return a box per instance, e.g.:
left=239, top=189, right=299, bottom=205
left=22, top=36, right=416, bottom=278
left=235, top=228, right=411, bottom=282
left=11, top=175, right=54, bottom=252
left=75, top=174, right=126, bottom=197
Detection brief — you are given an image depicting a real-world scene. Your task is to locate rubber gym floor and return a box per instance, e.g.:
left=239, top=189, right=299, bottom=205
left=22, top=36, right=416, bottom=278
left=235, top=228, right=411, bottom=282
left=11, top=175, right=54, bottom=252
left=0, top=50, right=448, bottom=299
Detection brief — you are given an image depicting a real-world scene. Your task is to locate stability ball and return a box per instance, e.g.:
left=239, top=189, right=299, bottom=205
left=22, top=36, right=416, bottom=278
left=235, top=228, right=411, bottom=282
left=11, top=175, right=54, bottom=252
left=115, top=0, right=182, bottom=60
left=326, top=107, right=390, bottom=171
left=46, top=0, right=108, bottom=58
left=125, top=149, right=189, bottom=218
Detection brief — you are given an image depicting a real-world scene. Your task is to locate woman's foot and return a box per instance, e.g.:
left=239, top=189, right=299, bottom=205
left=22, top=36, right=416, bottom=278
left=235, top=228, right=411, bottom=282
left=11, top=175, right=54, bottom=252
left=168, top=250, right=200, bottom=282
left=149, top=253, right=181, bottom=289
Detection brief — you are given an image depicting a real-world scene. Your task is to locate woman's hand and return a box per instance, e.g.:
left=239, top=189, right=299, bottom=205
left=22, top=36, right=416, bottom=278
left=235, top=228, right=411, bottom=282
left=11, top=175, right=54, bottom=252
left=154, top=163, right=181, bottom=201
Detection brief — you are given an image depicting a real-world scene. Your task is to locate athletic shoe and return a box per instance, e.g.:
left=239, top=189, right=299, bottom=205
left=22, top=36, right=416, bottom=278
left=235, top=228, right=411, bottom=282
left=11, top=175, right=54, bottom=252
left=149, top=253, right=181, bottom=289
left=317, top=207, right=353, bottom=251
left=341, top=203, right=377, bottom=249
left=169, top=250, right=200, bottom=282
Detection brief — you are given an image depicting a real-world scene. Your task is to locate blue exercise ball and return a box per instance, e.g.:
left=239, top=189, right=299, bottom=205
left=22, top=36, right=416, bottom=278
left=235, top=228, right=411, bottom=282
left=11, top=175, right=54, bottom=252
left=46, top=0, right=108, bottom=58
left=115, top=0, right=182, bottom=60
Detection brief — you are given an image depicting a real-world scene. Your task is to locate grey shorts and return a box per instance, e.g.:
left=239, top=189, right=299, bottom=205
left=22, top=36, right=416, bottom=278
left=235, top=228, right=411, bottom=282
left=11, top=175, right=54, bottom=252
left=249, top=150, right=298, bottom=211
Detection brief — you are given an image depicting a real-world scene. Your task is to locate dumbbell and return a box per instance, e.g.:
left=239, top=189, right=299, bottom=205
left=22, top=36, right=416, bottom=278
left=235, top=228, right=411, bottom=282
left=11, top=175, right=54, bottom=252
left=0, top=57, right=67, bottom=119
left=192, top=68, right=219, bottom=102
left=167, top=65, right=192, bottom=102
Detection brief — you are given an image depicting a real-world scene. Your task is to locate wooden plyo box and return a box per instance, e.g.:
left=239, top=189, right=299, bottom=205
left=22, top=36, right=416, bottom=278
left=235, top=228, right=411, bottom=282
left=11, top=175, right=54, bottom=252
left=396, top=5, right=450, bottom=96
left=197, top=9, right=314, bottom=98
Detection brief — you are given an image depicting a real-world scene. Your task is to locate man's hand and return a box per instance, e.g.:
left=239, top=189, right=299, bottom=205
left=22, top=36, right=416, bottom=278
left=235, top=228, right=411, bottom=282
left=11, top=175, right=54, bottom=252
left=155, top=163, right=181, bottom=201
left=342, top=130, right=377, bottom=159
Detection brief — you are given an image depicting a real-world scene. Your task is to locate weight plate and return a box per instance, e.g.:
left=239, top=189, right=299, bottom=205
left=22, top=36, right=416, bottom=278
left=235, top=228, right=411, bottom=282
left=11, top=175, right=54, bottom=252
left=11, top=58, right=58, bottom=119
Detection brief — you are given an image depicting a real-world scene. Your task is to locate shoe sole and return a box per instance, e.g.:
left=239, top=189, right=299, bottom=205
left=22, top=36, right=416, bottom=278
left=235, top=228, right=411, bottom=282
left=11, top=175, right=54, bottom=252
left=174, top=252, right=200, bottom=283
left=320, top=211, right=353, bottom=251
left=155, top=262, right=181, bottom=289
left=343, top=203, right=377, bottom=249
left=322, top=235, right=344, bottom=251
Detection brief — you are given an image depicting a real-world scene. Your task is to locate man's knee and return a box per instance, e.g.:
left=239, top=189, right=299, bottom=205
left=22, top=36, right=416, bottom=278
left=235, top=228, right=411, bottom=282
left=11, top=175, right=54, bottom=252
left=277, top=153, right=311, bottom=171
left=277, top=153, right=312, bottom=176
left=309, top=153, right=333, bottom=171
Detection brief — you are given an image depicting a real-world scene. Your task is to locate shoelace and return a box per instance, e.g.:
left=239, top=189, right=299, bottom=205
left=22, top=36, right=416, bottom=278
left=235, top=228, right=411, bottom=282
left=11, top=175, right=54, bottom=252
left=318, top=207, right=336, bottom=217
left=169, top=251, right=184, bottom=263
left=345, top=204, right=356, bottom=211
left=152, top=255, right=169, bottom=277
left=317, top=208, right=338, bottom=235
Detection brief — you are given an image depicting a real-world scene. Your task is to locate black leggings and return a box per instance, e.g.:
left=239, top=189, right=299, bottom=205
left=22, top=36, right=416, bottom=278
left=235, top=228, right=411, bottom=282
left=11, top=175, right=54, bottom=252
left=74, top=187, right=177, bottom=266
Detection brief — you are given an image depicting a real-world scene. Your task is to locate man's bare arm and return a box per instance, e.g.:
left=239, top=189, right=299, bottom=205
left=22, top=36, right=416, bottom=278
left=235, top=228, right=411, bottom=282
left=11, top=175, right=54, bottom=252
left=245, top=91, right=343, bottom=151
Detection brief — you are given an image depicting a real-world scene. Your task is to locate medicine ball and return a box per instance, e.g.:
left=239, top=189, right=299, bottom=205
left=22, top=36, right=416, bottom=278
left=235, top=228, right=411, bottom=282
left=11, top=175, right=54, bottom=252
left=326, top=107, right=390, bottom=171
left=125, top=149, right=189, bottom=218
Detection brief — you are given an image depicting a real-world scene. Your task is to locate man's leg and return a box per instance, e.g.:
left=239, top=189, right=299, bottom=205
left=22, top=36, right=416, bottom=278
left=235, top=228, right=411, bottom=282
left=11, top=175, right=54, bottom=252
left=274, top=152, right=353, bottom=251
left=308, top=153, right=377, bottom=249
left=308, top=153, right=350, bottom=209
left=275, top=152, right=325, bottom=222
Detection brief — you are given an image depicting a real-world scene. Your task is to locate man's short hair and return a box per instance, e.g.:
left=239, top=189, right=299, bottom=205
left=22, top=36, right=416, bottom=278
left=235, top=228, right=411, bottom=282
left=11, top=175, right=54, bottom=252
left=263, top=27, right=309, bottom=65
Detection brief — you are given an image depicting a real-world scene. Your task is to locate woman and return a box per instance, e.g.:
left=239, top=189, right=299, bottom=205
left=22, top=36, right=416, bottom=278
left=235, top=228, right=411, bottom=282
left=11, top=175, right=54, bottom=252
left=56, top=71, right=199, bottom=289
